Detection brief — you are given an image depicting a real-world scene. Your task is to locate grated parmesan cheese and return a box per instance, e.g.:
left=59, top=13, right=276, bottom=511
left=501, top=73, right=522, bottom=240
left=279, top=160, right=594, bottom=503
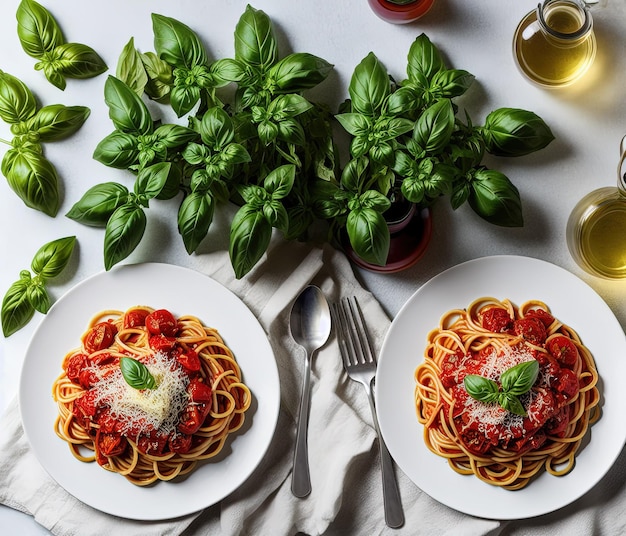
left=462, top=345, right=537, bottom=439
left=88, top=351, right=190, bottom=437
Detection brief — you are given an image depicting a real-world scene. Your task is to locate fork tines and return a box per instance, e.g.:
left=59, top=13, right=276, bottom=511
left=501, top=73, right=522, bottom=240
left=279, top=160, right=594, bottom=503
left=333, top=296, right=377, bottom=368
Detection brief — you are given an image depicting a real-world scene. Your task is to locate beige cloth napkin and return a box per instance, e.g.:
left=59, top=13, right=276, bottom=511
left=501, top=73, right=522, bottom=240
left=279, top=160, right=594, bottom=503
left=14, top=236, right=626, bottom=535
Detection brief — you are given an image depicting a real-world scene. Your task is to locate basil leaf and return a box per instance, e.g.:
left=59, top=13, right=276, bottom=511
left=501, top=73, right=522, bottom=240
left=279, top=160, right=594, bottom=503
left=263, top=199, right=288, bottom=232
left=386, top=86, right=422, bottom=116
left=431, top=69, right=475, bottom=98
left=50, top=42, right=108, bottom=80
left=170, top=83, right=201, bottom=118
left=104, top=76, right=152, bottom=135
left=407, top=33, right=445, bottom=84
left=141, top=51, right=173, bottom=103
left=349, top=52, right=390, bottom=116
left=31, top=236, right=76, bottom=279
left=346, top=206, right=390, bottom=266
left=264, top=164, right=295, bottom=199
left=413, top=99, right=455, bottom=154
left=134, top=162, right=172, bottom=200
left=92, top=131, right=140, bottom=169
left=104, top=203, right=147, bottom=270
left=234, top=5, right=278, bottom=70
left=335, top=113, right=371, bottom=137
left=1, top=277, right=34, bottom=337
left=120, top=357, right=157, bottom=390
left=16, top=0, right=64, bottom=59
left=499, top=392, right=527, bottom=416
left=267, top=52, right=333, bottom=93
left=229, top=204, right=272, bottom=279
left=340, top=156, right=369, bottom=193
left=199, top=106, right=234, bottom=148
left=66, top=182, right=129, bottom=226
left=153, top=123, right=197, bottom=149
left=482, top=108, right=555, bottom=157
left=0, top=71, right=37, bottom=124
left=463, top=374, right=499, bottom=403
left=116, top=37, right=149, bottom=96
left=178, top=191, right=214, bottom=253
left=26, top=104, right=90, bottom=142
left=26, top=280, right=50, bottom=314
left=2, top=148, right=59, bottom=216
left=469, top=168, right=523, bottom=227
left=152, top=14, right=208, bottom=69
left=500, top=360, right=539, bottom=396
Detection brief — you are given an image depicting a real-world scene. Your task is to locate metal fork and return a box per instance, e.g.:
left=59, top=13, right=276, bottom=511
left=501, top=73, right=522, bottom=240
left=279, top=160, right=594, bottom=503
left=332, top=296, right=404, bottom=529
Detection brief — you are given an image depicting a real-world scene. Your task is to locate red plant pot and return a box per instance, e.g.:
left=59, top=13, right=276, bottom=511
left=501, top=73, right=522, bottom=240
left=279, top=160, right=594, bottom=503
left=345, top=205, right=433, bottom=274
left=368, top=0, right=436, bottom=24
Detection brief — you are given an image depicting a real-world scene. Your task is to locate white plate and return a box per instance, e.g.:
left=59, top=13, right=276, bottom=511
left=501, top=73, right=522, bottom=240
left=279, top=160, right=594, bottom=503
left=376, top=255, right=626, bottom=520
left=19, top=263, right=280, bottom=520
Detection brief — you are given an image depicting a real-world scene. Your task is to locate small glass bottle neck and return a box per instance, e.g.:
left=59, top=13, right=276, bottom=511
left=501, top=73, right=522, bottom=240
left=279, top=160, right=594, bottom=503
left=536, top=0, right=593, bottom=44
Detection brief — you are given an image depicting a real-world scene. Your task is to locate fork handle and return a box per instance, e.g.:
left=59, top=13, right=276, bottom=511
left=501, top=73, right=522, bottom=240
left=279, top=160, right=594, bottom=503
left=366, top=382, right=405, bottom=529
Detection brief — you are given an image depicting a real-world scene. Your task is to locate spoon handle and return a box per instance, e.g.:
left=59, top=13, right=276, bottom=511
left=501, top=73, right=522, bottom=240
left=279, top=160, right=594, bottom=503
left=292, top=352, right=312, bottom=497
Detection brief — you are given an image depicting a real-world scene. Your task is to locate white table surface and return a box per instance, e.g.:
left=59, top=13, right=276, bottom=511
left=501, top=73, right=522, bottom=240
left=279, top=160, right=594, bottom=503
left=1, top=0, right=625, bottom=533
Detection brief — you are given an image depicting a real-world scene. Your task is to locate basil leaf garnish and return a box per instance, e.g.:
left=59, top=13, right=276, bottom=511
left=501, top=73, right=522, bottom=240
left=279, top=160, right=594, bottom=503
left=463, top=374, right=499, bottom=404
left=464, top=359, right=538, bottom=416
left=120, top=357, right=157, bottom=390
left=500, top=360, right=539, bottom=396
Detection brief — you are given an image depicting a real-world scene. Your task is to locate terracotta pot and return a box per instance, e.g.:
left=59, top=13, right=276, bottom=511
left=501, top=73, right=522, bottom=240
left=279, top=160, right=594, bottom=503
left=345, top=204, right=432, bottom=273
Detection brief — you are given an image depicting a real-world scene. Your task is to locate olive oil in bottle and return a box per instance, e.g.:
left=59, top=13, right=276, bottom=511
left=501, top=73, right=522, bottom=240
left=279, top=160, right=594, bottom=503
left=567, top=136, right=626, bottom=280
left=513, top=0, right=596, bottom=88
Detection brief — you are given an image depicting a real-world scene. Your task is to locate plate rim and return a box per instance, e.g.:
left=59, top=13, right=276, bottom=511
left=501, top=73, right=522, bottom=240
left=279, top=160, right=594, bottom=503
left=18, top=262, right=280, bottom=520
left=375, top=254, right=626, bottom=520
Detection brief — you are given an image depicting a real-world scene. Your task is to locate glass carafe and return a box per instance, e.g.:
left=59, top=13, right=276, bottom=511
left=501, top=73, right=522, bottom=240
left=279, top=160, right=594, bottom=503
left=513, top=0, right=596, bottom=88
left=566, top=136, right=626, bottom=279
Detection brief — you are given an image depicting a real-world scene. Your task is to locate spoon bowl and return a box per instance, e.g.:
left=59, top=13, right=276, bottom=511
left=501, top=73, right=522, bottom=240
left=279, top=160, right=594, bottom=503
left=289, top=285, right=332, bottom=497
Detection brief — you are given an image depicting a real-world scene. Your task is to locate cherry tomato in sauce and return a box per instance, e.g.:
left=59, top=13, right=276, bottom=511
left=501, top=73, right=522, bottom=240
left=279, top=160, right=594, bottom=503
left=555, top=368, right=579, bottom=401
left=84, top=322, right=117, bottom=353
left=547, top=335, right=579, bottom=368
left=65, top=353, right=90, bottom=384
left=135, top=431, right=168, bottom=456
left=123, top=309, right=149, bottom=329
left=168, top=433, right=193, bottom=454
left=149, top=334, right=177, bottom=352
left=146, top=309, right=178, bottom=336
left=178, top=405, right=203, bottom=435
left=481, top=307, right=513, bottom=333
left=513, top=317, right=547, bottom=345
left=96, top=430, right=126, bottom=457
left=525, top=309, right=554, bottom=328
left=174, top=347, right=201, bottom=372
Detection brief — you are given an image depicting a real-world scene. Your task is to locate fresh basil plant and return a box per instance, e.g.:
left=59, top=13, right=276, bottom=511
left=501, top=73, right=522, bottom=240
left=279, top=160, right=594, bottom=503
left=69, top=6, right=553, bottom=277
left=0, top=70, right=90, bottom=216
left=16, top=0, right=107, bottom=90
left=1, top=236, right=76, bottom=336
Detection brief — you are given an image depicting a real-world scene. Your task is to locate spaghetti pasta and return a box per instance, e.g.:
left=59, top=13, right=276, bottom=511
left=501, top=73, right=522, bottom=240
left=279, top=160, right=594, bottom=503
left=414, top=297, right=600, bottom=490
left=52, top=305, right=251, bottom=486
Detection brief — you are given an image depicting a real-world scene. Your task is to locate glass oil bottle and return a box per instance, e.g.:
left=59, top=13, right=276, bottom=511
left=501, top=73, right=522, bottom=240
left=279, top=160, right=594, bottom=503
left=567, top=136, right=626, bottom=279
left=513, top=0, right=596, bottom=88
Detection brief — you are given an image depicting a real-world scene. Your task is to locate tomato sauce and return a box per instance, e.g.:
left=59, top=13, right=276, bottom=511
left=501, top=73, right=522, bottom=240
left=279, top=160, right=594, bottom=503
left=440, top=306, right=581, bottom=456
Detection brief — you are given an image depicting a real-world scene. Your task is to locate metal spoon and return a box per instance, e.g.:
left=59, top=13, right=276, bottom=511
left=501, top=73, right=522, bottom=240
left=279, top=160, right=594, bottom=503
left=289, top=285, right=332, bottom=497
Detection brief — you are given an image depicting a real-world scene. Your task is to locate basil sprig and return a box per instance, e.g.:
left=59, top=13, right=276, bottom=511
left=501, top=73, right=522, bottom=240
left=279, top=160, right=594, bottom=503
left=0, top=70, right=90, bottom=216
left=1, top=236, right=76, bottom=336
left=463, top=360, right=540, bottom=416
left=16, top=0, right=107, bottom=90
left=120, top=357, right=157, bottom=390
